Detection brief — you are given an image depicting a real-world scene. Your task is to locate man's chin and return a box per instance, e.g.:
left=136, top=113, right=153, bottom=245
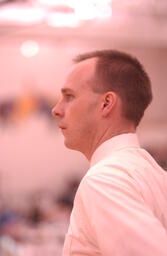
left=64, top=139, right=77, bottom=151
left=64, top=139, right=73, bottom=149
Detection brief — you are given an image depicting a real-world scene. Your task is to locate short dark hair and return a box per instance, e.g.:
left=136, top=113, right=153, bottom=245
left=74, top=49, right=152, bottom=127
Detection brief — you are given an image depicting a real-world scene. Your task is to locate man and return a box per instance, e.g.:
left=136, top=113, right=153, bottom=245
left=52, top=50, right=167, bottom=255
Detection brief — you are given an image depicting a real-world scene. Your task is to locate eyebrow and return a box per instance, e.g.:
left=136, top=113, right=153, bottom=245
left=61, top=88, right=74, bottom=94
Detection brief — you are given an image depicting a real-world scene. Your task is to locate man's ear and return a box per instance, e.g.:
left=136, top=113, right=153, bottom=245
left=101, top=92, right=117, bottom=117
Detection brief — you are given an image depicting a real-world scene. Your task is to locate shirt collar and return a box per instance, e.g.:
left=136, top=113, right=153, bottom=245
left=90, top=133, right=140, bottom=167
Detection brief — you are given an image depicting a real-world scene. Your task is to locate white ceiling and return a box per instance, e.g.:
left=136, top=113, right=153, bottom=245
left=0, top=0, right=167, bottom=47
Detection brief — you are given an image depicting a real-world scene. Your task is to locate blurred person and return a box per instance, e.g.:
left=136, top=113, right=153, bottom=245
left=52, top=50, right=167, bottom=256
left=0, top=209, right=24, bottom=241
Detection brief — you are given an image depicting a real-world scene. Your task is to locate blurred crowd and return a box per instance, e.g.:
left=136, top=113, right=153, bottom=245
left=0, top=178, right=79, bottom=256
left=0, top=93, right=57, bottom=128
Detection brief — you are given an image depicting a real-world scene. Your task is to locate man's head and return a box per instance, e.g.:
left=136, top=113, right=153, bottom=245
left=74, top=49, right=152, bottom=127
left=52, top=49, right=152, bottom=159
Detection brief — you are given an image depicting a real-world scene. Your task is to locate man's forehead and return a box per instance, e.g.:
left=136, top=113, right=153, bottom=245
left=66, top=57, right=97, bottom=84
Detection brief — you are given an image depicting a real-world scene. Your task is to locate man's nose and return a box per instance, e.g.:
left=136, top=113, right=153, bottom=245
left=52, top=101, right=64, bottom=118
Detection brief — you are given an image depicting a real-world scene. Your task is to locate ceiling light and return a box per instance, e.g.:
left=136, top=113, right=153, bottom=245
left=0, top=6, right=45, bottom=24
left=47, top=12, right=80, bottom=27
left=36, top=0, right=75, bottom=8
left=21, top=41, right=39, bottom=57
left=74, top=0, right=112, bottom=20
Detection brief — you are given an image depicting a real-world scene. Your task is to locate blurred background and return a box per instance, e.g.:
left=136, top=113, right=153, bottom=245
left=0, top=0, right=167, bottom=255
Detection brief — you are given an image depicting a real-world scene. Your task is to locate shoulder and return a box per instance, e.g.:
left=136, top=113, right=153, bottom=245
left=77, top=159, right=143, bottom=211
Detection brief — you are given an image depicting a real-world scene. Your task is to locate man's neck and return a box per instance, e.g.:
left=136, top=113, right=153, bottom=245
left=85, top=124, right=136, bottom=161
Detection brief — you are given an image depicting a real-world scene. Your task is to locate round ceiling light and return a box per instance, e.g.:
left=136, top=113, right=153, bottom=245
left=21, top=40, right=39, bottom=57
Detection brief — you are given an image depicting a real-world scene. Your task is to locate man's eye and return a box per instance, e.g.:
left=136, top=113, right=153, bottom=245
left=65, top=94, right=74, bottom=100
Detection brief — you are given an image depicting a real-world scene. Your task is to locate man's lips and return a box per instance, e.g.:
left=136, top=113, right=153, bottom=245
left=59, top=125, right=66, bottom=130
left=59, top=126, right=67, bottom=135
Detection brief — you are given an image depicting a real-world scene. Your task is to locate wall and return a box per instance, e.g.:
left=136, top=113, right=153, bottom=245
left=0, top=36, right=167, bottom=203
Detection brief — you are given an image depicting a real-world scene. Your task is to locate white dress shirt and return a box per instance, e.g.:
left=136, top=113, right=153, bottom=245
left=63, top=133, right=167, bottom=256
